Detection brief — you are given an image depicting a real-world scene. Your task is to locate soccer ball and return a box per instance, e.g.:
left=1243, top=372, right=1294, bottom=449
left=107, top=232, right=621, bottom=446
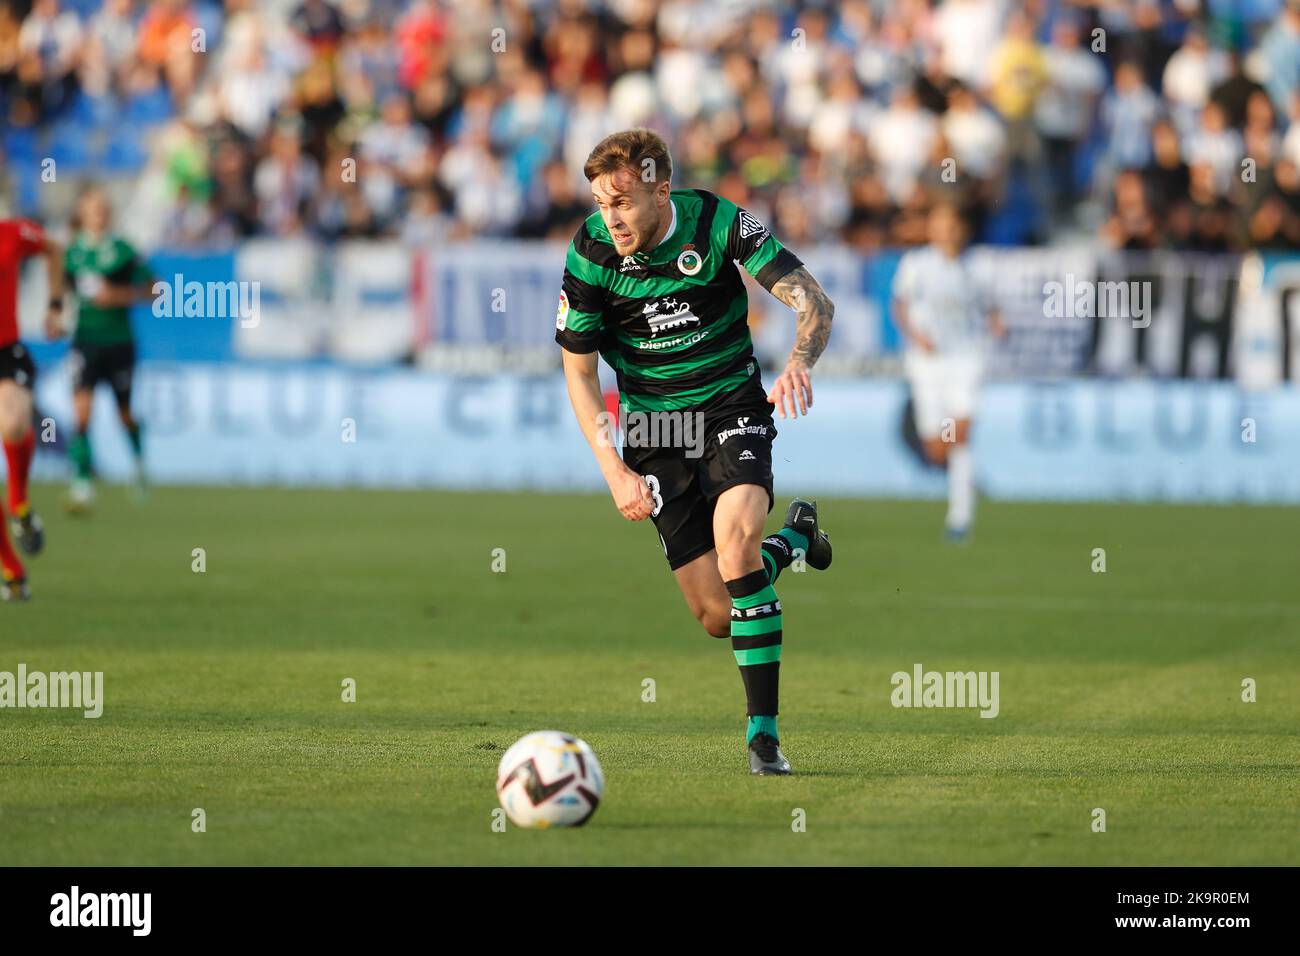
left=496, top=731, right=604, bottom=828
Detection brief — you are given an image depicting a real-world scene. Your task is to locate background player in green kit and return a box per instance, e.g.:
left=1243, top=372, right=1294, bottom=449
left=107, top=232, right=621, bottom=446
left=557, top=129, right=836, bottom=775
left=55, top=185, right=154, bottom=512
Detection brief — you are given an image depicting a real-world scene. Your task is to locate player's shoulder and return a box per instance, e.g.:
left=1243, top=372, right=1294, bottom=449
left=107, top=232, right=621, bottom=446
left=565, top=216, right=618, bottom=288
left=896, top=244, right=932, bottom=270
left=681, top=186, right=734, bottom=228
left=566, top=214, right=612, bottom=265
left=111, top=234, right=141, bottom=259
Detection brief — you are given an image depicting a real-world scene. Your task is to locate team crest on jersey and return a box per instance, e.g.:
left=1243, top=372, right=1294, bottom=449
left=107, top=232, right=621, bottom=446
left=642, top=297, right=699, bottom=337
left=677, top=247, right=703, bottom=276
left=737, top=209, right=769, bottom=243
left=555, top=290, right=569, bottom=330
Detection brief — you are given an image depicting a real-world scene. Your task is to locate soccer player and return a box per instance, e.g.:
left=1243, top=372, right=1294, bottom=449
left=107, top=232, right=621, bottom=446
left=556, top=129, right=835, bottom=775
left=891, top=202, right=1004, bottom=542
left=54, top=186, right=153, bottom=511
left=0, top=217, right=64, bottom=601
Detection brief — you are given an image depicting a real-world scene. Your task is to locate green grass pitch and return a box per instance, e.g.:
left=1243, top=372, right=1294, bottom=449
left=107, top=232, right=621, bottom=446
left=2, top=483, right=1297, bottom=865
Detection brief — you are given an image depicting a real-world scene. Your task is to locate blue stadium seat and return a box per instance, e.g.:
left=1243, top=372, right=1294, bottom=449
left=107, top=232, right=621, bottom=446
left=48, top=121, right=94, bottom=173
left=102, top=130, right=150, bottom=173
left=982, top=176, right=1041, bottom=246
left=69, top=91, right=119, bottom=131
left=123, top=87, right=174, bottom=125
left=1, top=126, right=39, bottom=163
left=62, top=0, right=105, bottom=17
left=12, top=157, right=42, bottom=216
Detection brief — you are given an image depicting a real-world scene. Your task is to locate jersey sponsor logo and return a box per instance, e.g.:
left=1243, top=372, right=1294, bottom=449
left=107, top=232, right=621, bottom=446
left=737, top=209, right=769, bottom=243
left=739, top=449, right=756, bottom=461
left=555, top=290, right=569, bottom=330
left=619, top=255, right=644, bottom=273
left=642, top=296, right=699, bottom=337
left=638, top=328, right=709, bottom=351
left=677, top=248, right=703, bottom=276
left=716, top=416, right=769, bottom=444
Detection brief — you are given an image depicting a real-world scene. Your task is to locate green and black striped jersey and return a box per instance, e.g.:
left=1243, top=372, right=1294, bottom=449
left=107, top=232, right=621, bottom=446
left=555, top=188, right=802, bottom=412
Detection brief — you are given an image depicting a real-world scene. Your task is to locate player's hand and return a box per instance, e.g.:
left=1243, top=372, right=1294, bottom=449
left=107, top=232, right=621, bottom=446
left=911, top=332, right=937, bottom=353
left=608, top=466, right=655, bottom=521
left=990, top=313, right=1008, bottom=340
left=767, top=361, right=813, bottom=419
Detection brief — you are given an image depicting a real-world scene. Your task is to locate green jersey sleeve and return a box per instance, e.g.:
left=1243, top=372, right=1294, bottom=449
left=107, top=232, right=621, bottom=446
left=718, top=197, right=803, bottom=292
left=555, top=225, right=607, bottom=355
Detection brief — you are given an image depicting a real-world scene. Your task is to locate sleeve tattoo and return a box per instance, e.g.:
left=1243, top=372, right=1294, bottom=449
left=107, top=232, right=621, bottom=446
left=770, top=266, right=834, bottom=368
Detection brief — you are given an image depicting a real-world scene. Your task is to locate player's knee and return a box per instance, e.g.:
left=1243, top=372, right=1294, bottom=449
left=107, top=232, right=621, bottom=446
left=715, top=523, right=764, bottom=579
left=923, top=439, right=947, bottom=465
left=715, top=546, right=761, bottom=584
left=698, top=606, right=731, bottom=639
left=0, top=404, right=27, bottom=441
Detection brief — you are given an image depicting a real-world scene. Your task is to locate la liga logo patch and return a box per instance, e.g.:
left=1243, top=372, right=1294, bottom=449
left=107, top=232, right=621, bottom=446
left=556, top=290, right=569, bottom=330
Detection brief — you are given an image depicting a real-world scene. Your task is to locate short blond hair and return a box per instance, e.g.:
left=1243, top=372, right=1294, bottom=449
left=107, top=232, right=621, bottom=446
left=583, top=128, right=673, bottom=187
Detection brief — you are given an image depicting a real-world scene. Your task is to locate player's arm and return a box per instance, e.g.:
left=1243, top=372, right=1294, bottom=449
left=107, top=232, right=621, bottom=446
left=723, top=201, right=833, bottom=419
left=93, top=245, right=154, bottom=308
left=767, top=265, right=834, bottom=419
left=889, top=254, right=935, bottom=353
left=555, top=237, right=654, bottom=522
left=988, top=307, right=1007, bottom=340
left=560, top=348, right=654, bottom=522
left=41, top=236, right=65, bottom=338
left=890, top=297, right=935, bottom=352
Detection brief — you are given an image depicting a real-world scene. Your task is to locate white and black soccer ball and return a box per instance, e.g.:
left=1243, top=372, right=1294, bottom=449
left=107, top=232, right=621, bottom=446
left=496, top=731, right=604, bottom=828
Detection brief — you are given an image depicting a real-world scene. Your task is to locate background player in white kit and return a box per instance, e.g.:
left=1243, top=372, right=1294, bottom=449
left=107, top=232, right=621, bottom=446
left=891, top=203, right=1004, bottom=542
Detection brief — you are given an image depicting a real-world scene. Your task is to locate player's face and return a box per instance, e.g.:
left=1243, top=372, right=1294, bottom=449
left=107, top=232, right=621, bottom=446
left=591, top=168, right=668, bottom=255
left=79, top=193, right=111, bottom=234
left=929, top=206, right=965, bottom=251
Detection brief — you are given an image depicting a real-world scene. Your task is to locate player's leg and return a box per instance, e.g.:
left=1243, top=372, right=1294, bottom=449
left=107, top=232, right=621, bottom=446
left=942, top=358, right=981, bottom=541
left=0, top=376, right=32, bottom=599
left=906, top=352, right=949, bottom=467
left=713, top=483, right=790, bottom=774
left=762, top=499, right=832, bottom=583
left=109, top=344, right=145, bottom=498
left=944, top=418, right=975, bottom=540
left=671, top=549, right=730, bottom=636
left=0, top=349, right=43, bottom=559
left=67, top=350, right=96, bottom=512
left=633, top=441, right=728, bottom=635
left=658, top=481, right=798, bottom=774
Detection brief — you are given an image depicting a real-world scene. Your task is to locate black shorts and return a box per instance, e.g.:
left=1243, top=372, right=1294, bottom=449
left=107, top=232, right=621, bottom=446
left=70, top=341, right=136, bottom=405
left=622, top=375, right=777, bottom=570
left=0, top=340, right=36, bottom=389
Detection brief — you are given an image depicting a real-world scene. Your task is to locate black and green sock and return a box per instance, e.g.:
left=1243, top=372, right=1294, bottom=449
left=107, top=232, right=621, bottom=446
left=69, top=429, right=92, bottom=481
left=760, top=527, right=809, bottom=585
left=726, top=568, right=783, bottom=743
left=125, top=420, right=143, bottom=461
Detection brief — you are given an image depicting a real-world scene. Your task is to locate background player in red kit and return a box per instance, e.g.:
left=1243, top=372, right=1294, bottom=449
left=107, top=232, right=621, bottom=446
left=0, top=218, right=65, bottom=601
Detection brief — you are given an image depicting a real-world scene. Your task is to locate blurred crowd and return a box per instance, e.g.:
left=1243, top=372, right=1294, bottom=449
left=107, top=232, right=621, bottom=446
left=3, top=0, right=1300, bottom=252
